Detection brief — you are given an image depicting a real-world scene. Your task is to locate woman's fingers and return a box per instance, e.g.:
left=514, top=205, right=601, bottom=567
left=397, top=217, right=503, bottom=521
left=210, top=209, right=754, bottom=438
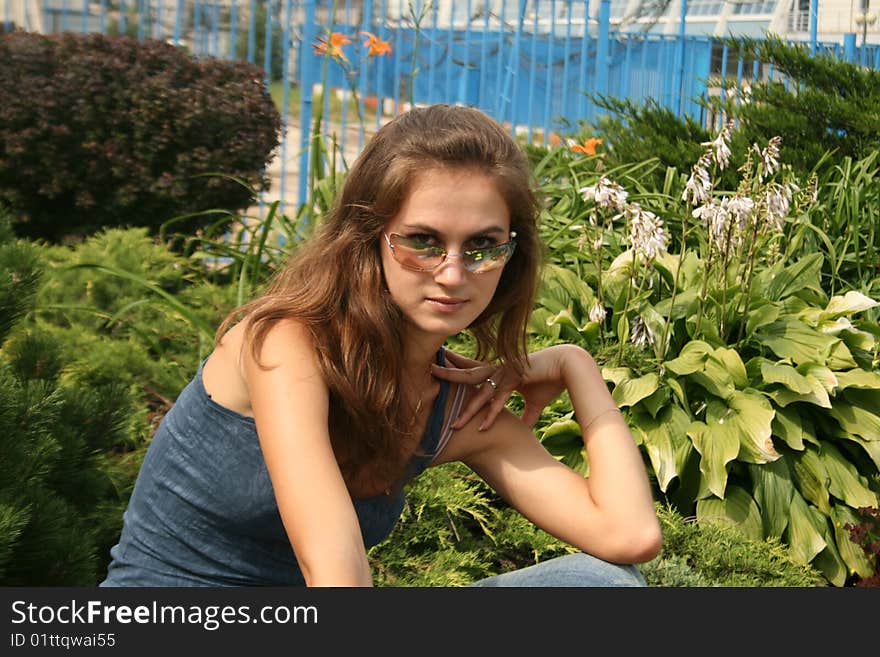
left=430, top=362, right=495, bottom=385
left=442, top=350, right=483, bottom=369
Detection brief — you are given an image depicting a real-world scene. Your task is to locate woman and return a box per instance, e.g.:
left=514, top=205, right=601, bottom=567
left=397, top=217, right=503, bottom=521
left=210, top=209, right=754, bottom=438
left=101, top=104, right=661, bottom=587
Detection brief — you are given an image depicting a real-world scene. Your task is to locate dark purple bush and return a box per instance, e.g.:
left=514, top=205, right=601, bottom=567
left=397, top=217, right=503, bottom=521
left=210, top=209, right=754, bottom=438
left=0, top=31, right=281, bottom=241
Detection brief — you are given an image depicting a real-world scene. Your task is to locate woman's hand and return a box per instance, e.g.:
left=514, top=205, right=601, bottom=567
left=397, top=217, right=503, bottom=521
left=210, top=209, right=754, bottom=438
left=431, top=345, right=576, bottom=431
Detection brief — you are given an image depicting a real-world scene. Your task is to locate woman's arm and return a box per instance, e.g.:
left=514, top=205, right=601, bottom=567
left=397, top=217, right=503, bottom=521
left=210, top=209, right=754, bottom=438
left=439, top=344, right=662, bottom=564
left=243, top=319, right=372, bottom=586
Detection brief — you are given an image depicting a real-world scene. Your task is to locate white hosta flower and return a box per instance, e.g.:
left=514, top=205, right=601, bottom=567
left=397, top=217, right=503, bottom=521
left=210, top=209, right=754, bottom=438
left=579, top=176, right=629, bottom=212
left=693, top=199, right=729, bottom=250
left=622, top=203, right=669, bottom=261
left=763, top=182, right=791, bottom=232
left=630, top=315, right=655, bottom=349
left=755, top=136, right=782, bottom=181
left=723, top=194, right=755, bottom=236
left=588, top=302, right=607, bottom=324
left=682, top=153, right=713, bottom=205
left=701, top=120, right=733, bottom=170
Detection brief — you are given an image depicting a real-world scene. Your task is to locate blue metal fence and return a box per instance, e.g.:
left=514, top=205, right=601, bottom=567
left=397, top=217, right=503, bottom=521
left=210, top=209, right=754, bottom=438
left=4, top=0, right=880, bottom=207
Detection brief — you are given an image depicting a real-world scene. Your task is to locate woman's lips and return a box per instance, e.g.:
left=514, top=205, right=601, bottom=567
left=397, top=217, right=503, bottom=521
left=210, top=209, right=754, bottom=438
left=425, top=297, right=468, bottom=313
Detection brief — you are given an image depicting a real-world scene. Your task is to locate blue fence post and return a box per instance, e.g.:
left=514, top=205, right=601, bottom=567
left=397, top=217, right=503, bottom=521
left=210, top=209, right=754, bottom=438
left=277, top=0, right=293, bottom=215
left=498, top=0, right=527, bottom=130
left=672, top=0, right=687, bottom=116
left=595, top=0, right=610, bottom=97
left=262, top=0, right=274, bottom=87
left=843, top=32, right=857, bottom=63
left=298, top=0, right=318, bottom=207
left=359, top=0, right=375, bottom=149
left=809, top=0, right=818, bottom=55
left=577, top=0, right=590, bottom=120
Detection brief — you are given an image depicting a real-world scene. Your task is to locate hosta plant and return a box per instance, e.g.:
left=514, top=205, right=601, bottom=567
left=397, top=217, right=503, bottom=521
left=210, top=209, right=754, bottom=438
left=531, top=127, right=880, bottom=585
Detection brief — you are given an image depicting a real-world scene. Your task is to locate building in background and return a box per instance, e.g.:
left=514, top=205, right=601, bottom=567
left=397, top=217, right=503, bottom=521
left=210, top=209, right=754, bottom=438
left=4, top=0, right=877, bottom=44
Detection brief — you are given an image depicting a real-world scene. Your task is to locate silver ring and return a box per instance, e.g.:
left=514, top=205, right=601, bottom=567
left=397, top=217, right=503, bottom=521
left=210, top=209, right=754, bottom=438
left=485, top=377, right=498, bottom=392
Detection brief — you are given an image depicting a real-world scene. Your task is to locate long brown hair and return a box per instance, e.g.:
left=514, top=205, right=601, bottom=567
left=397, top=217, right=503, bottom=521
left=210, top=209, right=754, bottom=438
left=217, top=104, right=542, bottom=487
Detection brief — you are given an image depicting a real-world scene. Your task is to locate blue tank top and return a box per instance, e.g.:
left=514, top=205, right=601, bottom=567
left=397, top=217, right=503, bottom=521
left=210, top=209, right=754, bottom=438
left=101, top=350, right=451, bottom=587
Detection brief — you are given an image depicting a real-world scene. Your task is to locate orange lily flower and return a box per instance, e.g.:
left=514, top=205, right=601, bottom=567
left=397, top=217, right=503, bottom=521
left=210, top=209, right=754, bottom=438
left=314, top=32, right=352, bottom=62
left=570, top=137, right=603, bottom=155
left=361, top=31, right=392, bottom=57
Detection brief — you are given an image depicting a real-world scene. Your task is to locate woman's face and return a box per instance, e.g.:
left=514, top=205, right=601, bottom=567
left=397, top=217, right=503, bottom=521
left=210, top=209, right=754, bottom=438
left=381, top=167, right=512, bottom=343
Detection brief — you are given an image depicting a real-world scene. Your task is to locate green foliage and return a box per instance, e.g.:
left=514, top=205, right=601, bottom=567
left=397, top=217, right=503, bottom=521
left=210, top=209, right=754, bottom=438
left=711, top=35, right=880, bottom=175
left=0, top=216, right=151, bottom=584
left=370, top=464, right=823, bottom=586
left=0, top=31, right=281, bottom=241
left=643, top=504, right=826, bottom=586
left=844, top=506, right=880, bottom=586
left=34, top=227, right=238, bottom=400
left=526, top=129, right=880, bottom=586
left=587, top=96, right=714, bottom=191
left=0, top=206, right=40, bottom=342
left=368, top=463, right=578, bottom=587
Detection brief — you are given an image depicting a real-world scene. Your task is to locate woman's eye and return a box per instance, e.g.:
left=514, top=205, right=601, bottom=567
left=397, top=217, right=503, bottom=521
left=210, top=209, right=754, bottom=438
left=467, top=236, right=497, bottom=250
left=406, top=233, right=438, bottom=247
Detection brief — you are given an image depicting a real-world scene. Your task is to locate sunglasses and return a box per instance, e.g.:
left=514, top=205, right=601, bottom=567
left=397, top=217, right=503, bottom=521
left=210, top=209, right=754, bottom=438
left=383, top=232, right=517, bottom=274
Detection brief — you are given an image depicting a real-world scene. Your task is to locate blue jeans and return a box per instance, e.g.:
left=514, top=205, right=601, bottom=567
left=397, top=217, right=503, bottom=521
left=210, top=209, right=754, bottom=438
left=469, top=553, right=647, bottom=587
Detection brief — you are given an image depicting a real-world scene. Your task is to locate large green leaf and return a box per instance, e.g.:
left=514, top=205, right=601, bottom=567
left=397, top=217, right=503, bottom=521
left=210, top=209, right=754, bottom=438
left=836, top=368, right=880, bottom=391
left=828, top=397, right=880, bottom=441
left=664, top=340, right=713, bottom=376
left=819, top=443, right=879, bottom=509
left=714, top=348, right=749, bottom=390
left=825, top=340, right=858, bottom=370
left=688, top=420, right=738, bottom=498
left=749, top=460, right=793, bottom=539
left=766, top=373, right=832, bottom=409
left=788, top=449, right=832, bottom=516
left=601, top=367, right=632, bottom=387
left=787, top=492, right=827, bottom=565
left=811, top=520, right=848, bottom=587
left=771, top=405, right=808, bottom=451
left=822, top=290, right=879, bottom=319
left=706, top=391, right=779, bottom=464
left=540, top=419, right=588, bottom=476
left=763, top=253, right=824, bottom=302
left=799, top=364, right=839, bottom=394
left=745, top=302, right=781, bottom=337
left=653, top=286, right=700, bottom=321
left=755, top=319, right=839, bottom=366
left=611, top=373, right=660, bottom=408
left=696, top=485, right=763, bottom=541
left=835, top=431, right=880, bottom=471
left=528, top=307, right=562, bottom=339
left=550, top=264, right=596, bottom=313
left=632, top=405, right=692, bottom=493
left=831, top=506, right=876, bottom=579
left=761, top=362, right=813, bottom=394
left=640, top=384, right=671, bottom=419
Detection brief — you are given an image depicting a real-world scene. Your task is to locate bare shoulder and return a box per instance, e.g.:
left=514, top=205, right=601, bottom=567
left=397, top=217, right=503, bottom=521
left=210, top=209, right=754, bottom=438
left=201, top=320, right=251, bottom=416
left=202, top=317, right=323, bottom=418
left=240, top=317, right=326, bottom=397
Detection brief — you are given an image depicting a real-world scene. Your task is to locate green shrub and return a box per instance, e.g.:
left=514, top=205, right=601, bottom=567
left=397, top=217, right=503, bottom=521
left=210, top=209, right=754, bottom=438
left=643, top=505, right=827, bottom=586
left=0, top=213, right=150, bottom=585
left=0, top=31, right=281, bottom=241
left=714, top=36, right=880, bottom=176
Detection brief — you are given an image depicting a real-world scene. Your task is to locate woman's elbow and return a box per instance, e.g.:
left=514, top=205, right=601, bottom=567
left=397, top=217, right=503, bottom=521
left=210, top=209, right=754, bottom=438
left=631, top=522, right=663, bottom=563
left=598, top=518, right=663, bottom=564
